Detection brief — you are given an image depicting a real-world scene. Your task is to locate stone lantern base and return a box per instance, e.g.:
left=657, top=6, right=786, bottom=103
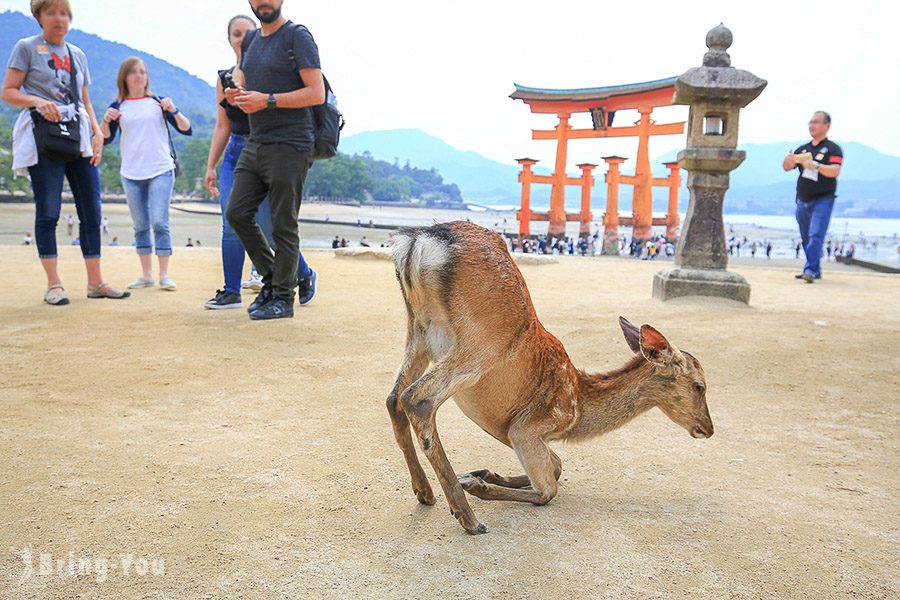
left=652, top=267, right=750, bottom=304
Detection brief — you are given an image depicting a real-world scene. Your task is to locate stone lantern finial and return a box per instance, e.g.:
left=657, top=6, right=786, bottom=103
left=703, top=23, right=732, bottom=67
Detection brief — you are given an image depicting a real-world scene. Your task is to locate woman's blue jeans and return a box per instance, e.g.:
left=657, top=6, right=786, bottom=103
left=219, top=134, right=311, bottom=294
left=122, top=170, right=175, bottom=256
left=28, top=154, right=102, bottom=259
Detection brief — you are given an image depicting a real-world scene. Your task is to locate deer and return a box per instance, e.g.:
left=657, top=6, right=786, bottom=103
left=385, top=221, right=713, bottom=535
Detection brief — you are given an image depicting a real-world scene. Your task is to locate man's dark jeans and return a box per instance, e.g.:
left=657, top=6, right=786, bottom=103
left=226, top=142, right=312, bottom=302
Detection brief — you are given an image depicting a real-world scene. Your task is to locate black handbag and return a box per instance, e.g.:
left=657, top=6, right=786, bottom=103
left=30, top=44, right=82, bottom=162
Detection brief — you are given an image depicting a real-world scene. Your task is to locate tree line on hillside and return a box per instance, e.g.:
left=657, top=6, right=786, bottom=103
left=0, top=116, right=461, bottom=203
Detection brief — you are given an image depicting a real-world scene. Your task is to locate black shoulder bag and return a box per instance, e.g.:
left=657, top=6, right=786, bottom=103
left=30, top=44, right=82, bottom=162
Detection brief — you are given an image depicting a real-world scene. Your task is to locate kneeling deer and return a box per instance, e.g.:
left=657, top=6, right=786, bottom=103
left=386, top=222, right=713, bottom=534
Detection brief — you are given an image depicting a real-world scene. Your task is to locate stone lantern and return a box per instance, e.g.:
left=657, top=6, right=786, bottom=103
left=652, top=23, right=767, bottom=304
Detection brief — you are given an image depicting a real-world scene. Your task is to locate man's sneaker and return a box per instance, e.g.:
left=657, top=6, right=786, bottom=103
left=204, top=289, right=242, bottom=310
left=247, top=283, right=274, bottom=313
left=802, top=273, right=815, bottom=283
left=242, top=272, right=264, bottom=291
left=297, top=269, right=318, bottom=306
left=249, top=298, right=294, bottom=320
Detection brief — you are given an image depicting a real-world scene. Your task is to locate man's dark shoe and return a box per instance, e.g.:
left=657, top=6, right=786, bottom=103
left=795, top=273, right=805, bottom=279
left=247, top=283, right=274, bottom=314
left=802, top=273, right=815, bottom=283
left=297, top=269, right=318, bottom=306
left=204, top=289, right=242, bottom=310
left=249, top=298, right=294, bottom=320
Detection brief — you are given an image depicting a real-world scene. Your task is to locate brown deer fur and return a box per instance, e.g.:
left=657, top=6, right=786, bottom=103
left=386, top=221, right=713, bottom=535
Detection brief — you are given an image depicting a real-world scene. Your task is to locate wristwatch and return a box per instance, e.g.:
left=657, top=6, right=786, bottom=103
left=267, top=93, right=277, bottom=111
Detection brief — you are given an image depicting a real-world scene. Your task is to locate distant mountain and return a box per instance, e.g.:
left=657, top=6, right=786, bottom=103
left=0, top=10, right=216, bottom=136
left=655, top=142, right=900, bottom=217
left=340, top=129, right=552, bottom=205
left=344, top=128, right=900, bottom=218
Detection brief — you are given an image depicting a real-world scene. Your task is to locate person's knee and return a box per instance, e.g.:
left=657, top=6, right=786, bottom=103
left=225, top=204, right=245, bottom=231
left=150, top=217, right=170, bottom=233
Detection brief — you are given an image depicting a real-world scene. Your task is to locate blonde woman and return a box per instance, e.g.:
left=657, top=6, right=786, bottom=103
left=101, top=57, right=191, bottom=291
left=2, top=0, right=129, bottom=304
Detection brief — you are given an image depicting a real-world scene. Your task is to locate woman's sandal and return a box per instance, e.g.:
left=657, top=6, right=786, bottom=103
left=87, top=282, right=131, bottom=300
left=44, top=284, right=69, bottom=306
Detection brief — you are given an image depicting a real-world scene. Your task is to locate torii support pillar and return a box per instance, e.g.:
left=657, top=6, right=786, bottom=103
left=602, top=156, right=626, bottom=254
left=548, top=113, right=571, bottom=237
left=664, top=161, right=681, bottom=242
left=576, top=163, right=597, bottom=236
left=517, top=158, right=538, bottom=238
left=631, top=107, right=655, bottom=241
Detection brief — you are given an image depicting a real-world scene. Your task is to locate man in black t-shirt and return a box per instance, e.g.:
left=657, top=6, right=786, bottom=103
left=224, top=0, right=325, bottom=320
left=782, top=111, right=843, bottom=283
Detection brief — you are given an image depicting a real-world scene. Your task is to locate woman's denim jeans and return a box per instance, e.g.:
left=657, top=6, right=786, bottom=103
left=122, top=170, right=176, bottom=257
left=28, top=154, right=102, bottom=259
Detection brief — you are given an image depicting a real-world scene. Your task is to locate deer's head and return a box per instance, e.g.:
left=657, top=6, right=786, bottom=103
left=619, top=317, right=713, bottom=439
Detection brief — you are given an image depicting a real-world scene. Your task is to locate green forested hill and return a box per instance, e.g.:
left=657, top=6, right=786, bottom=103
left=0, top=10, right=217, bottom=135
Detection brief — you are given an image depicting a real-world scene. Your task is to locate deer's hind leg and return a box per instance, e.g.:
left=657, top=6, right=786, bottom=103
left=400, top=358, right=488, bottom=534
left=458, top=423, right=559, bottom=506
left=458, top=450, right=562, bottom=490
left=386, top=318, right=434, bottom=505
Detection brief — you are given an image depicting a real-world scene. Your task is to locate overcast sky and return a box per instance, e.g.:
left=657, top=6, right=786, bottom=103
left=3, top=0, right=897, bottom=171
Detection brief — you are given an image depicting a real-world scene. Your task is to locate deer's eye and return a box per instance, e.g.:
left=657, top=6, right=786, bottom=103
left=693, top=383, right=705, bottom=395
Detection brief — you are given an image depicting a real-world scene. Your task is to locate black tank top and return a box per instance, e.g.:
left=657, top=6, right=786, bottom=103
left=218, top=67, right=250, bottom=137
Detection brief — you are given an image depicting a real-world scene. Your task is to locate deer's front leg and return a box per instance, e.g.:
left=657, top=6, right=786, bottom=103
left=458, top=450, right=562, bottom=490
left=458, top=431, right=559, bottom=506
left=401, top=366, right=487, bottom=535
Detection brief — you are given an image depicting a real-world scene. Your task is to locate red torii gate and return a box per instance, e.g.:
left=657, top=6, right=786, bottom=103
left=511, top=77, right=685, bottom=247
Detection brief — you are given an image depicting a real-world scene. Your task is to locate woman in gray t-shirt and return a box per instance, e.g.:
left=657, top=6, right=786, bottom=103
left=1, top=0, right=129, bottom=304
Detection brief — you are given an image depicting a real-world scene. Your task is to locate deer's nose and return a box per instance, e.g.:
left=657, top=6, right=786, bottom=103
left=691, top=423, right=713, bottom=439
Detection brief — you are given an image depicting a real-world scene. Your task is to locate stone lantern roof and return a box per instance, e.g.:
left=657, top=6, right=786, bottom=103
left=674, top=23, right=767, bottom=107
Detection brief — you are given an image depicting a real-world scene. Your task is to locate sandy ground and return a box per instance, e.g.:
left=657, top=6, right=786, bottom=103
left=1, top=242, right=898, bottom=599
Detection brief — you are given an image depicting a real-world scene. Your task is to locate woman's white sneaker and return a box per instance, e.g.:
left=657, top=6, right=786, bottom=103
left=128, top=277, right=155, bottom=289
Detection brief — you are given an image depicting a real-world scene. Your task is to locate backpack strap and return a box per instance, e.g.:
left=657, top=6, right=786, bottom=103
left=283, top=23, right=332, bottom=94
left=65, top=44, right=80, bottom=108
left=151, top=94, right=179, bottom=163
left=240, top=29, right=258, bottom=68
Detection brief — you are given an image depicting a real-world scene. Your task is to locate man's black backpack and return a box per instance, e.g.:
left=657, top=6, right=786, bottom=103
left=242, top=23, right=344, bottom=161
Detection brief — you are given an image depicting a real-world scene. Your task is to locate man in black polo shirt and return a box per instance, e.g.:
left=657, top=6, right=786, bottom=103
left=225, top=0, right=325, bottom=319
left=782, top=111, right=843, bottom=283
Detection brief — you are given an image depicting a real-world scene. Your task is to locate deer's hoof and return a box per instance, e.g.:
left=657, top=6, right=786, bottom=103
left=415, top=488, right=435, bottom=505
left=466, top=522, right=489, bottom=535
left=458, top=475, right=488, bottom=497
left=457, top=474, right=478, bottom=488
left=459, top=469, right=490, bottom=480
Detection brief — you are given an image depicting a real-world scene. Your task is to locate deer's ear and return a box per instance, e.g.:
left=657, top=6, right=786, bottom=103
left=619, top=316, right=641, bottom=353
left=639, top=325, right=674, bottom=364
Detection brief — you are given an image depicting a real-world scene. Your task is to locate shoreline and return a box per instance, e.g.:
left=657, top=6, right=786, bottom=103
left=2, top=202, right=898, bottom=265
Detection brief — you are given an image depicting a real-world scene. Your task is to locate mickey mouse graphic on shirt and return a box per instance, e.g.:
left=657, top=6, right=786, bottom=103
left=46, top=52, right=74, bottom=105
